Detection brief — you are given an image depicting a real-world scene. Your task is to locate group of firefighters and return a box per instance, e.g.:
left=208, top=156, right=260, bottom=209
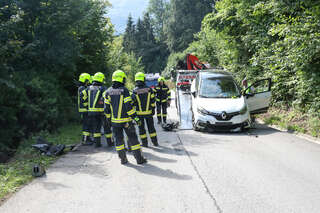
left=77, top=70, right=171, bottom=165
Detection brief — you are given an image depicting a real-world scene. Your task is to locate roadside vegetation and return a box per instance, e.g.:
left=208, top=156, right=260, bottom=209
left=0, top=0, right=145, bottom=156
left=0, top=124, right=81, bottom=201
left=259, top=108, right=320, bottom=138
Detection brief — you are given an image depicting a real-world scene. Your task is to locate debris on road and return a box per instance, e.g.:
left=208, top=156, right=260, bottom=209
left=31, top=137, right=76, bottom=156
left=162, top=122, right=179, bottom=131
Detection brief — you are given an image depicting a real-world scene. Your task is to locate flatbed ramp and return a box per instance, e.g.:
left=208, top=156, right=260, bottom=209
left=177, top=89, right=193, bottom=130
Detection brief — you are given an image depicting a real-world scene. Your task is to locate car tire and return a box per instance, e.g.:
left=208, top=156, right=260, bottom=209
left=241, top=126, right=249, bottom=133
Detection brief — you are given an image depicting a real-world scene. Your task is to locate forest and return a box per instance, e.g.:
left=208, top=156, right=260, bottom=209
left=1, top=0, right=319, bottom=153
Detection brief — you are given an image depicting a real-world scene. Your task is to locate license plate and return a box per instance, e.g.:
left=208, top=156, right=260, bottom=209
left=215, top=122, right=232, bottom=126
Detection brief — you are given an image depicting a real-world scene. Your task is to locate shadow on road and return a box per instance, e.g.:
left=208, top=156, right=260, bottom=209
left=148, top=145, right=198, bottom=157
left=41, top=181, right=71, bottom=191
left=180, top=123, right=281, bottom=139
left=125, top=163, right=192, bottom=180
left=143, top=152, right=177, bottom=163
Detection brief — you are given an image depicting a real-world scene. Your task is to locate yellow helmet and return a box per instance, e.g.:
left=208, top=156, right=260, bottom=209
left=158, top=77, right=165, bottom=83
left=79, top=73, right=91, bottom=83
left=112, top=70, right=127, bottom=83
left=135, top=72, right=145, bottom=82
left=93, top=72, right=105, bottom=83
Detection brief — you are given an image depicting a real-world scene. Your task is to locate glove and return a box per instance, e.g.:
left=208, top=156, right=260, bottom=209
left=167, top=101, right=171, bottom=107
left=134, top=117, right=142, bottom=126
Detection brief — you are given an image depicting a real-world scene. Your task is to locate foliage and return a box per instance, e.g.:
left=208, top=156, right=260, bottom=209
left=0, top=124, right=81, bottom=199
left=260, top=108, right=320, bottom=137
left=108, top=36, right=144, bottom=89
left=162, top=52, right=187, bottom=79
left=0, top=0, right=114, bottom=152
left=164, top=0, right=214, bottom=52
left=147, top=0, right=169, bottom=42
left=189, top=0, right=320, bottom=114
left=123, top=13, right=168, bottom=74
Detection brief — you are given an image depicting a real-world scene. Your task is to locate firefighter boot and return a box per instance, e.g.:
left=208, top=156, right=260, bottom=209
left=118, top=150, right=128, bottom=165
left=106, top=138, right=114, bottom=147
left=141, top=138, right=148, bottom=148
left=151, top=137, right=159, bottom=147
left=82, top=135, right=94, bottom=146
left=133, top=149, right=147, bottom=164
left=94, top=137, right=102, bottom=148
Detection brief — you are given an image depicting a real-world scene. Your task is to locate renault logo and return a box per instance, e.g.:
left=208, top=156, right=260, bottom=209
left=221, top=111, right=227, bottom=120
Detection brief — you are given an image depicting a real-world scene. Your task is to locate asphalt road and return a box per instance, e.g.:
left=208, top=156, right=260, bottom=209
left=1, top=104, right=320, bottom=213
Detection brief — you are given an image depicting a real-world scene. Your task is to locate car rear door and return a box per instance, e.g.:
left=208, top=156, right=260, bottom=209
left=244, top=78, right=272, bottom=114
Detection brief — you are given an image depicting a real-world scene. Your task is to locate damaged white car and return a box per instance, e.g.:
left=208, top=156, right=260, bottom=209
left=190, top=70, right=271, bottom=132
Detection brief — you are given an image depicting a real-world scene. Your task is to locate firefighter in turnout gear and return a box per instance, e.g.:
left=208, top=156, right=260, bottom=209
left=155, top=77, right=171, bottom=124
left=104, top=70, right=147, bottom=165
left=132, top=72, right=158, bottom=147
left=87, top=72, right=112, bottom=147
left=78, top=73, right=92, bottom=145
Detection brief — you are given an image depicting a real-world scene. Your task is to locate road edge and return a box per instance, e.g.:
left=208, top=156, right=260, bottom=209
left=256, top=119, right=320, bottom=145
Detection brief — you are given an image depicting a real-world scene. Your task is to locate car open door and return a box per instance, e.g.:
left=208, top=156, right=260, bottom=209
left=244, top=78, right=272, bottom=115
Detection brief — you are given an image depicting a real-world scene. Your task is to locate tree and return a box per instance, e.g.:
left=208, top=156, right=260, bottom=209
left=164, top=0, right=213, bottom=52
left=0, top=0, right=114, bottom=151
left=147, top=0, right=169, bottom=41
left=194, top=0, right=320, bottom=113
left=123, top=14, right=136, bottom=53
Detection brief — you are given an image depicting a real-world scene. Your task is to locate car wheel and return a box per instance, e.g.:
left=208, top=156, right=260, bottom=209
left=241, top=126, right=249, bottom=133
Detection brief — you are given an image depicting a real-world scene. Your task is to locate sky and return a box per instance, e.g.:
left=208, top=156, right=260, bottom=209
left=108, top=0, right=149, bottom=34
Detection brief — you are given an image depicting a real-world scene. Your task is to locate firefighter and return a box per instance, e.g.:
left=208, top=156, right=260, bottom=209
left=104, top=70, right=147, bottom=165
left=132, top=72, right=158, bottom=147
left=87, top=72, right=109, bottom=148
left=78, top=73, right=92, bottom=145
left=155, top=77, right=171, bottom=124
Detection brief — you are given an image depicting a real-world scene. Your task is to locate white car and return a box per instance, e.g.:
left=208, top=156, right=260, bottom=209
left=190, top=70, right=271, bottom=132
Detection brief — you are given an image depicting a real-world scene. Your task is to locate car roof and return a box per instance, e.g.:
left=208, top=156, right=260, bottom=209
left=199, top=69, right=233, bottom=78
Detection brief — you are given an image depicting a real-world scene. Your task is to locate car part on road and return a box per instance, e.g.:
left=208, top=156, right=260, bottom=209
left=32, top=137, right=76, bottom=156
left=162, top=122, right=179, bottom=131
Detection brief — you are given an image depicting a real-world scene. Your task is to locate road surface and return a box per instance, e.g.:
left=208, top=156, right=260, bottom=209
left=1, top=102, right=320, bottom=213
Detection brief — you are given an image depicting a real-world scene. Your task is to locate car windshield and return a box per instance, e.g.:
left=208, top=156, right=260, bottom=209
left=199, top=77, right=240, bottom=98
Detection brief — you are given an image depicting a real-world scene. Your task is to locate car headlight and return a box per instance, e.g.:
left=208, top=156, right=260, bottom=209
left=197, top=107, right=210, bottom=115
left=239, top=105, right=248, bottom=115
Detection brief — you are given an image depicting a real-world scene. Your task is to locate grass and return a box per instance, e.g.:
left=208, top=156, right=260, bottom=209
left=259, top=108, right=320, bottom=137
left=0, top=124, right=81, bottom=200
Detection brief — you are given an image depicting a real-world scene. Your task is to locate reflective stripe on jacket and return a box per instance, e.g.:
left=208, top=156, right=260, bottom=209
left=132, top=83, right=155, bottom=116
left=104, top=84, right=137, bottom=126
left=155, top=84, right=171, bottom=103
left=88, top=83, right=107, bottom=115
left=78, top=86, right=88, bottom=113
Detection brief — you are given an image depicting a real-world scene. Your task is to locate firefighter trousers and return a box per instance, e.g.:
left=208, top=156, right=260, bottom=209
left=156, top=102, right=167, bottom=123
left=138, top=116, right=158, bottom=147
left=113, top=123, right=144, bottom=163
left=102, top=118, right=113, bottom=146
left=81, top=113, right=90, bottom=142
left=88, top=114, right=102, bottom=145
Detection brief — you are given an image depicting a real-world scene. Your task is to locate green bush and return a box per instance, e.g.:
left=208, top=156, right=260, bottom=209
left=0, top=0, right=114, bottom=152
